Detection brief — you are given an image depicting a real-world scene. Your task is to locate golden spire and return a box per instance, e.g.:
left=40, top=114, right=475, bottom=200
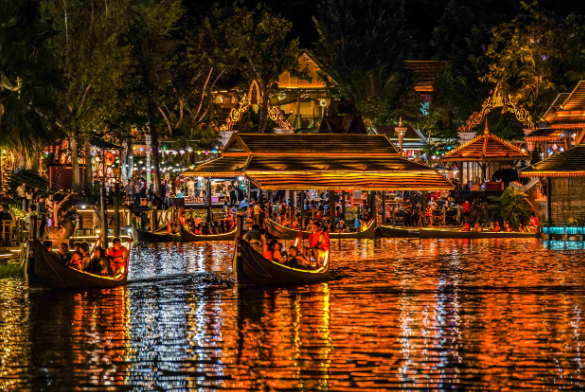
left=484, top=118, right=489, bottom=135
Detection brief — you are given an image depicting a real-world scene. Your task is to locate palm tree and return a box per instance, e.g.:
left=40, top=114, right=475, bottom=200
left=0, top=0, right=59, bottom=157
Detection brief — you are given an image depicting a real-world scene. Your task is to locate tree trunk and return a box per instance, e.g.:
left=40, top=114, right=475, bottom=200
left=69, top=132, right=81, bottom=192
left=126, top=137, right=134, bottom=182
left=147, top=97, right=161, bottom=195
left=83, top=133, right=93, bottom=194
left=258, top=88, right=270, bottom=133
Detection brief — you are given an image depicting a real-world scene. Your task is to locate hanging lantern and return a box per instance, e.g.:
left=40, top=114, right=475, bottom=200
left=172, top=150, right=178, bottom=155
left=197, top=150, right=202, bottom=155
left=179, top=149, right=185, bottom=155
left=204, top=151, right=209, bottom=155
left=163, top=145, right=168, bottom=150
left=186, top=146, right=193, bottom=153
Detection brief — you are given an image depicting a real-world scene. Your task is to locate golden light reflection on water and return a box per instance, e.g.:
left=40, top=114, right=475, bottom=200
left=2, top=239, right=585, bottom=390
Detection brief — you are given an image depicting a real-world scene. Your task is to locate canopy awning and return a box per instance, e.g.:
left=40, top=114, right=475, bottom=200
left=524, top=128, right=563, bottom=142
left=246, top=172, right=454, bottom=191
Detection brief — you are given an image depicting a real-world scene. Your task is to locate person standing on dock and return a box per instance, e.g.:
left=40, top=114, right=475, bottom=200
left=403, top=198, right=412, bottom=227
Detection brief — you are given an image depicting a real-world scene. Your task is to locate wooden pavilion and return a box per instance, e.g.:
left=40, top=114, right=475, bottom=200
left=520, top=144, right=585, bottom=225
left=443, top=121, right=530, bottom=188
left=185, top=133, right=453, bottom=225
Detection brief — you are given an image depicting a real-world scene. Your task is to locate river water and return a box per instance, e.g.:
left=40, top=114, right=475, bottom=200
left=2, top=238, right=585, bottom=390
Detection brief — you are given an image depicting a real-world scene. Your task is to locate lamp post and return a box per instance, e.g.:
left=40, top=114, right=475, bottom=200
left=395, top=117, right=407, bottom=154
left=145, top=134, right=151, bottom=190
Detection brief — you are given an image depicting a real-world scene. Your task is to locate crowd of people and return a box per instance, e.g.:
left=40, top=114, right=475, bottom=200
left=42, top=237, right=129, bottom=277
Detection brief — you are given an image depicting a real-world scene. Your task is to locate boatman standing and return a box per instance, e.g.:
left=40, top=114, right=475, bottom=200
left=107, top=238, right=128, bottom=276
left=308, top=221, right=329, bottom=267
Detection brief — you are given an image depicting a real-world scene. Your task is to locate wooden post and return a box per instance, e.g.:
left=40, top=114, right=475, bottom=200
left=383, top=191, right=388, bottom=225
left=341, top=191, right=346, bottom=221
left=206, top=177, right=212, bottom=223
left=233, top=213, right=244, bottom=283
left=547, top=177, right=553, bottom=225
left=300, top=190, right=305, bottom=230
left=150, top=210, right=156, bottom=233
left=422, top=191, right=427, bottom=227
left=329, top=190, right=335, bottom=230
left=100, top=185, right=108, bottom=249
left=290, top=191, right=296, bottom=228
left=113, top=182, right=120, bottom=238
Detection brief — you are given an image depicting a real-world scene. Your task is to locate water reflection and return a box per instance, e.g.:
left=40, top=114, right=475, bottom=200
left=3, top=239, right=585, bottom=390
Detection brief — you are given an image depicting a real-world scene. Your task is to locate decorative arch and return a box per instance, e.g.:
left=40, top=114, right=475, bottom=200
left=220, top=80, right=293, bottom=132
left=459, top=83, right=535, bottom=132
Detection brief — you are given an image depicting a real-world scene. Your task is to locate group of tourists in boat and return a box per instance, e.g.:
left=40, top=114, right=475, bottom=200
left=41, top=237, right=129, bottom=277
left=243, top=218, right=330, bottom=271
left=459, top=212, right=540, bottom=233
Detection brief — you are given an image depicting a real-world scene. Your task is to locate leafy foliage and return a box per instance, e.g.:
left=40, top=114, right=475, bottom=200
left=489, top=185, right=534, bottom=228
left=0, top=0, right=59, bottom=157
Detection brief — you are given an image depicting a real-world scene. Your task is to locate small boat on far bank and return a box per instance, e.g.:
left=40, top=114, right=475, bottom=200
left=179, top=224, right=237, bottom=242
left=132, top=228, right=177, bottom=243
left=266, top=218, right=376, bottom=240
left=26, top=240, right=130, bottom=289
left=232, top=238, right=330, bottom=286
left=380, top=225, right=541, bottom=239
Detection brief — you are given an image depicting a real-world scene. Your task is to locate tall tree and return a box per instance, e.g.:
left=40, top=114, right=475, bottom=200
left=0, top=0, right=59, bottom=157
left=124, top=0, right=183, bottom=194
left=223, top=6, right=301, bottom=133
left=41, top=0, right=131, bottom=192
left=482, top=4, right=585, bottom=119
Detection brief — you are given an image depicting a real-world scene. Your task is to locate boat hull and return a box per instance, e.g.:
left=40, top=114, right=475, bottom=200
left=233, top=239, right=330, bottom=286
left=180, top=224, right=237, bottom=242
left=26, top=241, right=128, bottom=289
left=266, top=219, right=376, bottom=240
left=133, top=228, right=176, bottom=243
left=380, top=225, right=540, bottom=239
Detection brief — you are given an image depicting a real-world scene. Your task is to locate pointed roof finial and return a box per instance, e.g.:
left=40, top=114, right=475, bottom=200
left=484, top=118, right=489, bottom=135
left=398, top=117, right=403, bottom=127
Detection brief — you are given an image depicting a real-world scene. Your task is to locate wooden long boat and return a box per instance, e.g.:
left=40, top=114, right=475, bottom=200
left=266, top=218, right=376, bottom=240
left=418, top=227, right=541, bottom=239
left=132, top=228, right=176, bottom=243
left=380, top=225, right=540, bottom=239
left=232, top=238, right=330, bottom=285
left=379, top=225, right=420, bottom=238
left=180, top=224, right=237, bottom=242
left=26, top=240, right=129, bottom=289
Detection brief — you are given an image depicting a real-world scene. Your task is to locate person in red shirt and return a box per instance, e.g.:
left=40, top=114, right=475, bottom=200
left=529, top=212, right=540, bottom=232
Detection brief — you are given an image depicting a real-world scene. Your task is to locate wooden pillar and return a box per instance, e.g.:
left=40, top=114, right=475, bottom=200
left=341, top=191, right=346, bottom=220
left=206, top=177, right=212, bottom=223
left=422, top=191, right=427, bottom=226
left=544, top=141, right=549, bottom=159
left=458, top=162, right=463, bottom=185
left=547, top=177, right=552, bottom=225
left=382, top=191, right=388, bottom=225
left=290, top=190, right=296, bottom=228
left=300, top=190, right=306, bottom=230
left=329, top=190, right=335, bottom=230
left=113, top=182, right=120, bottom=237
left=100, top=185, right=108, bottom=249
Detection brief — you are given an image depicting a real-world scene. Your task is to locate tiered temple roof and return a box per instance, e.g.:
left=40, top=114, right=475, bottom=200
left=543, top=82, right=585, bottom=129
left=443, top=123, right=529, bottom=162
left=185, top=133, right=453, bottom=190
left=520, top=144, right=585, bottom=178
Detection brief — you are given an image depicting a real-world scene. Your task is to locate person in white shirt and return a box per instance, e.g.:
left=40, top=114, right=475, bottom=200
left=186, top=178, right=195, bottom=198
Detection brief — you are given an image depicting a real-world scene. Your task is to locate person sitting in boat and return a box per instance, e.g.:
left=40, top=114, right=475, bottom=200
left=473, top=222, right=482, bottom=232
left=80, top=243, right=91, bottom=270
left=179, top=211, right=187, bottom=228
left=201, top=222, right=211, bottom=235
left=244, top=224, right=263, bottom=249
left=42, top=240, right=53, bottom=251
left=504, top=221, right=513, bottom=232
left=529, top=212, right=540, bottom=233
left=88, top=247, right=110, bottom=276
left=460, top=219, right=470, bottom=232
left=493, top=222, right=501, bottom=232
left=107, top=238, right=128, bottom=276
left=263, top=240, right=283, bottom=264
left=287, top=246, right=309, bottom=269
left=291, top=217, right=300, bottom=230
left=336, top=219, right=349, bottom=233
left=56, top=242, right=70, bottom=264
left=518, top=222, right=526, bottom=233
left=68, top=251, right=84, bottom=270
